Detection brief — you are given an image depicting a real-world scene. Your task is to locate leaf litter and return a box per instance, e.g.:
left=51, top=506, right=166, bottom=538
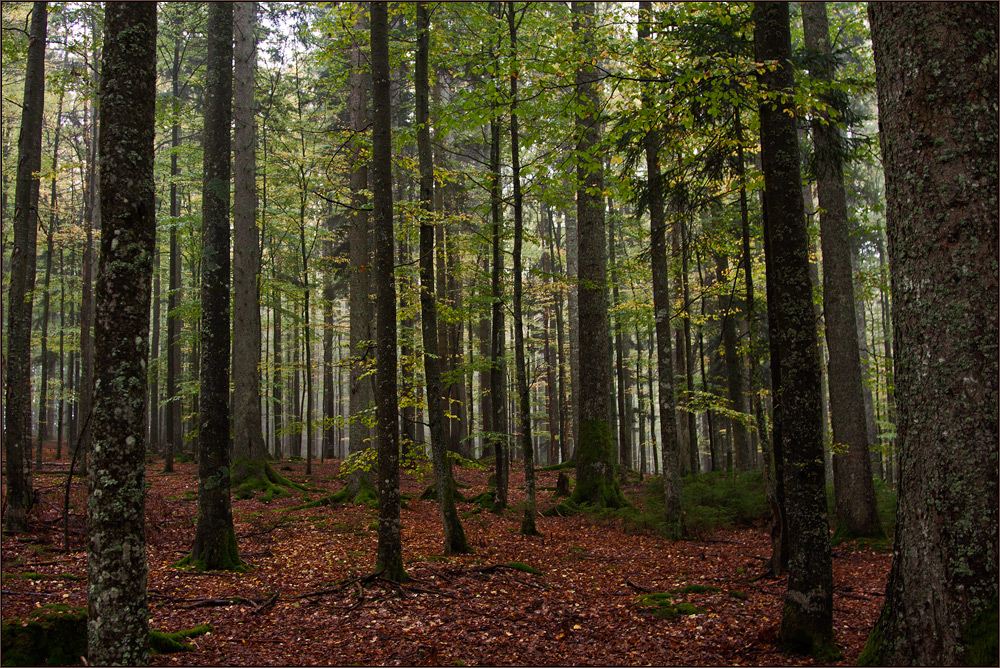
left=1, top=452, right=890, bottom=666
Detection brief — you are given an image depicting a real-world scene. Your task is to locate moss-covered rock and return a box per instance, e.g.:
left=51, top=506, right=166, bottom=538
left=1, top=605, right=87, bottom=666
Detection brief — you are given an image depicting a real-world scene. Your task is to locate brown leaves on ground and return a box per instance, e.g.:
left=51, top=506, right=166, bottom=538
left=1, top=450, right=890, bottom=666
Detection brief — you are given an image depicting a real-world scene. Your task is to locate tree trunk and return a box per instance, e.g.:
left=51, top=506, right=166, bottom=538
left=416, top=1, right=471, bottom=554
left=4, top=0, right=46, bottom=532
left=716, top=251, right=750, bottom=471
left=861, top=5, right=998, bottom=664
left=754, top=2, right=835, bottom=657
left=87, top=4, right=156, bottom=661
left=507, top=1, right=540, bottom=535
left=165, top=28, right=183, bottom=473
left=232, top=1, right=273, bottom=489
left=371, top=0, right=405, bottom=582
left=348, top=4, right=374, bottom=495
left=639, top=0, right=681, bottom=534
left=189, top=1, right=240, bottom=572
left=802, top=1, right=882, bottom=539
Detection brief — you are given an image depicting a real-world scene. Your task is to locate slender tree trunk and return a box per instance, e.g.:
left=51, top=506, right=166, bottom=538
left=87, top=4, right=156, bottom=661
left=189, top=2, right=240, bottom=572
left=862, top=5, right=998, bottom=664
left=802, top=1, right=882, bottom=539
left=639, top=0, right=681, bottom=533
left=507, top=1, right=540, bottom=534
left=348, top=5, right=374, bottom=495
left=416, top=2, right=471, bottom=553
left=610, top=207, right=631, bottom=480
left=716, top=251, right=750, bottom=471
left=148, top=247, right=161, bottom=452
left=165, top=30, right=183, bottom=473
left=754, top=2, right=835, bottom=656
left=371, top=0, right=405, bottom=581
left=4, top=0, right=46, bottom=532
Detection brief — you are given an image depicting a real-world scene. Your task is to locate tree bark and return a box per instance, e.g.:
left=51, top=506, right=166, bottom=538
left=754, top=2, right=835, bottom=657
left=371, top=0, right=406, bottom=582
left=4, top=0, right=46, bottom=532
left=861, top=4, right=998, bottom=664
left=189, top=1, right=240, bottom=572
left=165, top=25, right=183, bottom=473
left=87, top=3, right=156, bottom=661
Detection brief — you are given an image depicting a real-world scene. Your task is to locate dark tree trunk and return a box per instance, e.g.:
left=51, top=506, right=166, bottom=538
left=371, top=0, right=405, bottom=582
left=4, top=0, right=46, bottom=533
left=189, top=1, right=240, bottom=572
left=87, top=3, right=156, bottom=661
left=801, top=1, right=882, bottom=540
left=639, top=0, right=681, bottom=534
left=416, top=2, right=471, bottom=554
left=861, top=4, right=998, bottom=664
left=571, top=0, right=626, bottom=510
left=754, top=2, right=834, bottom=657
left=716, top=251, right=750, bottom=471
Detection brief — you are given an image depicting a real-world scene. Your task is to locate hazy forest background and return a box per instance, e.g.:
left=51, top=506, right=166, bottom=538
left=1, top=2, right=996, bottom=666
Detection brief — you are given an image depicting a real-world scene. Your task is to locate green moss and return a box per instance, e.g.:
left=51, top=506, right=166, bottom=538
left=1, top=605, right=87, bottom=666
left=727, top=589, right=749, bottom=601
left=505, top=562, right=543, bottom=575
left=635, top=593, right=705, bottom=620
left=570, top=419, right=628, bottom=509
left=175, top=528, right=246, bottom=573
left=779, top=600, right=841, bottom=661
left=675, top=584, right=720, bottom=595
left=468, top=490, right=496, bottom=511
left=1, top=572, right=85, bottom=582
left=857, top=606, right=886, bottom=666
left=537, top=458, right=575, bottom=471
left=962, top=598, right=999, bottom=666
left=149, top=624, right=212, bottom=654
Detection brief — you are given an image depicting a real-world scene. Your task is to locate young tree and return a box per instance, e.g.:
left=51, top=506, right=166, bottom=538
left=860, top=4, right=998, bottom=664
left=801, top=0, right=882, bottom=540
left=187, top=1, right=241, bottom=572
left=754, top=1, right=835, bottom=658
left=87, top=2, right=156, bottom=662
left=571, top=0, right=626, bottom=509
left=416, top=1, right=471, bottom=554
left=4, top=0, right=46, bottom=533
left=371, top=0, right=405, bottom=582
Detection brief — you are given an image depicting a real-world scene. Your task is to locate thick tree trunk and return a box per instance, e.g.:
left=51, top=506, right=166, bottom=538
left=232, top=1, right=272, bottom=488
left=87, top=4, right=156, bottom=661
left=4, top=0, right=45, bottom=532
left=754, top=2, right=835, bottom=657
left=371, top=0, right=405, bottom=582
left=861, top=5, right=998, bottom=664
left=189, top=2, right=240, bottom=572
left=570, top=0, right=626, bottom=510
left=802, top=1, right=883, bottom=540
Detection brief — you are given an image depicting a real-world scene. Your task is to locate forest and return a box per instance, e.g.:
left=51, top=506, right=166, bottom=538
left=0, top=1, right=996, bottom=666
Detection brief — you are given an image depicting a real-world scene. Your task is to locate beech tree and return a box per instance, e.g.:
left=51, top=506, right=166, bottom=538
left=86, top=3, right=156, bottom=661
left=3, top=0, right=46, bottom=533
left=861, top=3, right=998, bottom=664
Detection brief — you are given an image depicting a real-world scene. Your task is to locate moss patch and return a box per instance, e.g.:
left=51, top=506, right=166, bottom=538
left=1, top=604, right=87, bottom=666
left=149, top=624, right=213, bottom=654
left=635, top=593, right=705, bottom=620
left=570, top=419, right=628, bottom=509
left=504, top=562, right=543, bottom=575
left=963, top=598, right=999, bottom=666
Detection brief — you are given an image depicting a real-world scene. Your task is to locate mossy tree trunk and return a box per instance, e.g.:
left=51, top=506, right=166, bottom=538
left=639, top=1, right=682, bottom=535
left=415, top=1, right=471, bottom=555
left=570, top=0, right=626, bottom=511
left=801, top=1, right=882, bottom=541
left=87, top=3, right=156, bottom=662
left=371, top=0, right=406, bottom=582
left=189, top=2, right=241, bottom=573
left=754, top=2, right=835, bottom=658
left=861, top=4, right=998, bottom=664
left=4, top=0, right=45, bottom=533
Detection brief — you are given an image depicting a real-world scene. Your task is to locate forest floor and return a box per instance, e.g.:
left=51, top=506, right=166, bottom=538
left=1, top=447, right=891, bottom=666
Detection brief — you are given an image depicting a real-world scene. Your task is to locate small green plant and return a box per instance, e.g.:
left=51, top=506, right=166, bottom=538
left=635, top=592, right=705, bottom=620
